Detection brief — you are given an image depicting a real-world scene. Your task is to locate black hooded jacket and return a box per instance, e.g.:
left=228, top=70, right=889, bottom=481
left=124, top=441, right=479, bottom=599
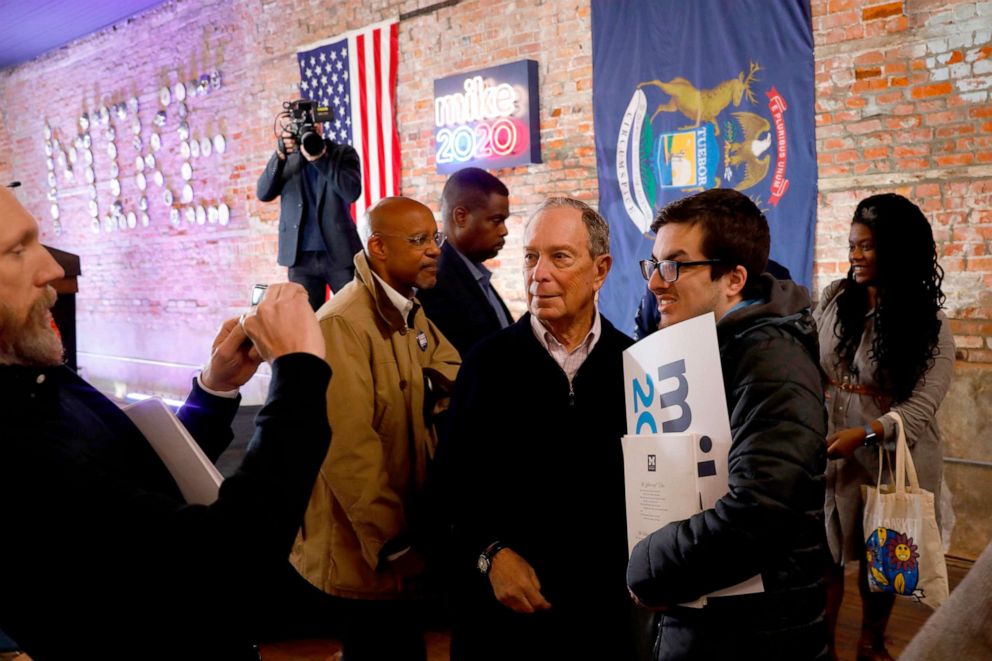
left=627, top=274, right=829, bottom=660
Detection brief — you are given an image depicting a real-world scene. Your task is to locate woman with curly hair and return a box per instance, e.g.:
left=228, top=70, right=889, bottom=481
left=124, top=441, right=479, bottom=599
left=814, top=193, right=955, bottom=661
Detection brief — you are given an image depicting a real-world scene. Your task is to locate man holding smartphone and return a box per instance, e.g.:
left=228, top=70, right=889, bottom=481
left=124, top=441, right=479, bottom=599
left=0, top=182, right=332, bottom=659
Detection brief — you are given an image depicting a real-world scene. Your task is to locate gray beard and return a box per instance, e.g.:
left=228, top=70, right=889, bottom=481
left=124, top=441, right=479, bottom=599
left=0, top=286, right=64, bottom=367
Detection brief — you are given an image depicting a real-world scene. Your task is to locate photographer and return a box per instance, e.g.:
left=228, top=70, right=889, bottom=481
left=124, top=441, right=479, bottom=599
left=257, top=101, right=363, bottom=310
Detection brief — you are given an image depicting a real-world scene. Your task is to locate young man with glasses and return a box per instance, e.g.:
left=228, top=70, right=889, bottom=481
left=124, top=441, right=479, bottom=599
left=627, top=188, right=830, bottom=660
left=288, top=197, right=460, bottom=660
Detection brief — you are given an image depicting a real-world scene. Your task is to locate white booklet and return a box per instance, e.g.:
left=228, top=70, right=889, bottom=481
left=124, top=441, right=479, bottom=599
left=621, top=432, right=700, bottom=555
left=123, top=397, right=224, bottom=505
left=622, top=313, right=763, bottom=607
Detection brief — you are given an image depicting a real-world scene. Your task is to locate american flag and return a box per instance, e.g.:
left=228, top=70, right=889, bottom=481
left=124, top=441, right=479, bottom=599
left=297, top=18, right=400, bottom=239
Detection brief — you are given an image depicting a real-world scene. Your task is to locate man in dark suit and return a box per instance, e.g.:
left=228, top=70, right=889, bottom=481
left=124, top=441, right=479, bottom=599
left=256, top=119, right=363, bottom=310
left=418, top=167, right=512, bottom=356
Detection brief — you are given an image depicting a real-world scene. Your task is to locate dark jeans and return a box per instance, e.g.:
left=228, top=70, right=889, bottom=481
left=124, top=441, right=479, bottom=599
left=288, top=250, right=355, bottom=310
left=337, top=598, right=427, bottom=661
left=257, top=563, right=427, bottom=661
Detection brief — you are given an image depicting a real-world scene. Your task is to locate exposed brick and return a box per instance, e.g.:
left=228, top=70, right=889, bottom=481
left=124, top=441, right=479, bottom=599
left=855, top=66, right=883, bottom=79
left=827, top=0, right=858, bottom=12
left=895, top=157, right=930, bottom=169
left=863, top=2, right=904, bottom=21
left=950, top=319, right=992, bottom=336
left=855, top=50, right=886, bottom=66
left=954, top=335, right=985, bottom=349
left=912, top=81, right=954, bottom=98
left=966, top=255, right=992, bottom=271
left=892, top=145, right=930, bottom=158
left=937, top=124, right=977, bottom=137
left=961, top=348, right=992, bottom=363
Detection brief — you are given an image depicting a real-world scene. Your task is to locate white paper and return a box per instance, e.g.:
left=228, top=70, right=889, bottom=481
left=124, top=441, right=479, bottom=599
left=622, top=313, right=763, bottom=604
left=623, top=313, right=732, bottom=509
left=621, top=433, right=699, bottom=556
left=123, top=397, right=223, bottom=505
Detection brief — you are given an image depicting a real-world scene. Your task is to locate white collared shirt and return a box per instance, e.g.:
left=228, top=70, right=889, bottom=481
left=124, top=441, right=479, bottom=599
left=370, top=270, right=415, bottom=327
left=530, top=309, right=602, bottom=384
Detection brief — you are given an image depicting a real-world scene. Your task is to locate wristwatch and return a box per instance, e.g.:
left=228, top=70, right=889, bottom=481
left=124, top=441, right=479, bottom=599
left=477, top=540, right=506, bottom=575
left=863, top=423, right=879, bottom=447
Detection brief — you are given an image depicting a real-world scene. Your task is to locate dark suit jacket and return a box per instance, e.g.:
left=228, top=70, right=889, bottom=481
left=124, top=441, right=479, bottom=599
left=0, top=355, right=332, bottom=660
left=418, top=242, right=513, bottom=357
left=256, top=139, right=363, bottom=270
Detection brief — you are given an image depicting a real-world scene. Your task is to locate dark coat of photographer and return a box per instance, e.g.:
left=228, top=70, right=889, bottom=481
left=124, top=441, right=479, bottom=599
left=256, top=120, right=363, bottom=310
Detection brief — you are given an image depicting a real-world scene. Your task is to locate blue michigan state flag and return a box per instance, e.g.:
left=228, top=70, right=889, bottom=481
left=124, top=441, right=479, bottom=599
left=592, top=0, right=816, bottom=333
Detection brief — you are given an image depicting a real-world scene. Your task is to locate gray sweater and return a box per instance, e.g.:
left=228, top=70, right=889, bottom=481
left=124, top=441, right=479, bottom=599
left=902, top=542, right=992, bottom=660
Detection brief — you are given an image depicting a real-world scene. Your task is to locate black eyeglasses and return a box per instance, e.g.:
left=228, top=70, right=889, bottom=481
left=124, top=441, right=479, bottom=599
left=373, top=231, right=446, bottom=249
left=639, top=258, right=724, bottom=283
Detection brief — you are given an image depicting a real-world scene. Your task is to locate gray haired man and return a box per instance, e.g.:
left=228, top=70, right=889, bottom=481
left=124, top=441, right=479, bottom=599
left=439, top=197, right=636, bottom=661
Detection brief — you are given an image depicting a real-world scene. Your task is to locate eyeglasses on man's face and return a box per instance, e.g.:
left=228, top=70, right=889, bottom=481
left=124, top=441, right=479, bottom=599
left=373, top=231, right=446, bottom=249
left=639, top=258, right=724, bottom=283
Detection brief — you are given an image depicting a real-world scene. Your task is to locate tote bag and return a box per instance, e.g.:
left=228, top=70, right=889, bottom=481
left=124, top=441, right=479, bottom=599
left=862, top=411, right=949, bottom=610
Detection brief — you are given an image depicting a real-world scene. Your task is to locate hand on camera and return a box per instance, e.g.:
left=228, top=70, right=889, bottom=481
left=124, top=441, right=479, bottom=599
left=200, top=318, right=264, bottom=392
left=277, top=130, right=298, bottom=161
left=239, top=283, right=324, bottom=363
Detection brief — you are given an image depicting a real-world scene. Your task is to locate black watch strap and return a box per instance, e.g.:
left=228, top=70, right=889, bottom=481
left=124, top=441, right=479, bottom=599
left=863, top=423, right=879, bottom=447
left=477, top=540, right=506, bottom=575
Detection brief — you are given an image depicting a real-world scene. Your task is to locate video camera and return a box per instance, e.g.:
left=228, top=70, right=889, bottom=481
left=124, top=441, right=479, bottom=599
left=276, top=99, right=334, bottom=157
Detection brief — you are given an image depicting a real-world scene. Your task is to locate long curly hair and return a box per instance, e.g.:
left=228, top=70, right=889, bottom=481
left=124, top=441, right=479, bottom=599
left=832, top=193, right=946, bottom=402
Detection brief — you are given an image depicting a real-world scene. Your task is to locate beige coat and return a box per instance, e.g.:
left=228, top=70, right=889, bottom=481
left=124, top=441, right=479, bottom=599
left=290, top=252, right=460, bottom=599
left=815, top=279, right=954, bottom=565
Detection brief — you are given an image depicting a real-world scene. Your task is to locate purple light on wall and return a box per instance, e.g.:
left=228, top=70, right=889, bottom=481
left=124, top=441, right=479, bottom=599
left=0, top=1, right=168, bottom=69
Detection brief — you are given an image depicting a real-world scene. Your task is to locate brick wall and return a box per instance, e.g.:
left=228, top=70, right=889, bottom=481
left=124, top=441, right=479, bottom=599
left=0, top=0, right=599, bottom=398
left=0, top=109, right=12, bottom=185
left=812, top=0, right=992, bottom=362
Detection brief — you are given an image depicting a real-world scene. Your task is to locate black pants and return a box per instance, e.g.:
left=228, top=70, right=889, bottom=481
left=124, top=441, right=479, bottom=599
left=288, top=250, right=355, bottom=310
left=257, top=563, right=426, bottom=661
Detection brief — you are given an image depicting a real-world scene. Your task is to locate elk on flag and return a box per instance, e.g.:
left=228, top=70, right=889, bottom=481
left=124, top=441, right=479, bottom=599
left=592, top=0, right=816, bottom=333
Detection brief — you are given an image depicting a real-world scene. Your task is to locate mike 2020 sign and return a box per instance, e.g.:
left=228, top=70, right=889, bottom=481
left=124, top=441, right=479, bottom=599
left=433, top=60, right=541, bottom=174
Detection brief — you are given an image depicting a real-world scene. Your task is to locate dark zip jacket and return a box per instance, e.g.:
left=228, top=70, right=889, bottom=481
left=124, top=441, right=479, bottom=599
left=628, top=274, right=830, bottom=661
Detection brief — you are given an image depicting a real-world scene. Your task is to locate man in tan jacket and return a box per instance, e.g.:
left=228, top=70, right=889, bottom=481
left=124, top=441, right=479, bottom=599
left=290, top=196, right=460, bottom=660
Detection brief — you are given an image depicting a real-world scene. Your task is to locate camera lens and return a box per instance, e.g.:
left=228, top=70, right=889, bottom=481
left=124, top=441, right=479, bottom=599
left=301, top=130, right=324, bottom=156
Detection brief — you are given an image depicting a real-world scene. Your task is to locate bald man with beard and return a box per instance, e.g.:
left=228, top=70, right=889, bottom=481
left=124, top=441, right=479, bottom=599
left=0, top=186, right=332, bottom=660
left=289, top=197, right=461, bottom=660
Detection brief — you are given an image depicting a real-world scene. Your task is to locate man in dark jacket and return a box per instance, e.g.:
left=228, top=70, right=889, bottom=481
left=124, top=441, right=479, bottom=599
left=418, top=167, right=512, bottom=357
left=0, top=186, right=332, bottom=659
left=441, top=197, right=635, bottom=661
left=627, top=188, right=829, bottom=660
left=256, top=118, right=362, bottom=309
